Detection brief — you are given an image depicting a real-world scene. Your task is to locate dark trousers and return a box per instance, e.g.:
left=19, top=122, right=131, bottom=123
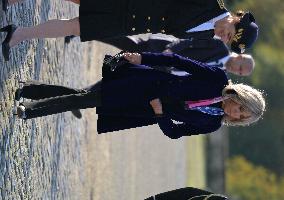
left=20, top=81, right=101, bottom=119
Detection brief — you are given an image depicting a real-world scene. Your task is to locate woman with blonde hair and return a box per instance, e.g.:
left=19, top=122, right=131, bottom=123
left=221, top=81, right=265, bottom=126
left=14, top=52, right=265, bottom=139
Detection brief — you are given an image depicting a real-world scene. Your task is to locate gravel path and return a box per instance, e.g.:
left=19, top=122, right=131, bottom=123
left=0, top=1, right=203, bottom=199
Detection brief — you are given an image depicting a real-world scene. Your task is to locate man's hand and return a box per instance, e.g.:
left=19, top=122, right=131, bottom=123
left=150, top=98, right=163, bottom=115
left=123, top=53, right=142, bottom=65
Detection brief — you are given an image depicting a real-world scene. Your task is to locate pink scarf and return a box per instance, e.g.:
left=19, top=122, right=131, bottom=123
left=185, top=96, right=227, bottom=109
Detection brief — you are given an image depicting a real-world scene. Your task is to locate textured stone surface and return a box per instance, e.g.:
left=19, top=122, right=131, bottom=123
left=0, top=1, right=192, bottom=200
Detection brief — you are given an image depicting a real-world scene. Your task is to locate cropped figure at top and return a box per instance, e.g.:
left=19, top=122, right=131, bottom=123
left=13, top=52, right=265, bottom=139
left=1, top=0, right=258, bottom=61
left=144, top=187, right=228, bottom=200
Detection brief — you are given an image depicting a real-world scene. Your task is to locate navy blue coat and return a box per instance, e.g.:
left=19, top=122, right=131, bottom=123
left=96, top=53, right=228, bottom=139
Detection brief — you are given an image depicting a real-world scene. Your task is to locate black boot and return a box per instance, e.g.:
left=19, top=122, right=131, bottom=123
left=1, top=0, right=8, bottom=12
left=14, top=88, right=23, bottom=101
left=64, top=35, right=76, bottom=44
left=15, top=105, right=27, bottom=119
left=0, top=24, right=18, bottom=61
left=71, top=109, right=82, bottom=119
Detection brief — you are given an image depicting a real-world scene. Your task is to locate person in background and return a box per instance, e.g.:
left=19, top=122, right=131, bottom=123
left=144, top=187, right=228, bottom=200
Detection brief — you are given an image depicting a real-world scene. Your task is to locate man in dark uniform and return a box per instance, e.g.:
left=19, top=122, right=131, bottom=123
left=2, top=0, right=259, bottom=61
left=144, top=187, right=228, bottom=200
left=65, top=0, right=259, bottom=54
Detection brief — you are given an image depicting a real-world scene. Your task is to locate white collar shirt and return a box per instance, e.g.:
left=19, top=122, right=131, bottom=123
left=186, top=12, right=231, bottom=33
left=206, top=54, right=231, bottom=70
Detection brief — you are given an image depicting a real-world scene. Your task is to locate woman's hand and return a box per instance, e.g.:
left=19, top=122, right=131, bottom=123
left=163, top=49, right=173, bottom=53
left=123, top=53, right=142, bottom=65
left=150, top=98, right=163, bottom=115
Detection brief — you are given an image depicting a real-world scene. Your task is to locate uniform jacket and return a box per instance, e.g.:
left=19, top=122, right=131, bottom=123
left=126, top=0, right=227, bottom=38
left=166, top=38, right=229, bottom=62
left=96, top=53, right=228, bottom=139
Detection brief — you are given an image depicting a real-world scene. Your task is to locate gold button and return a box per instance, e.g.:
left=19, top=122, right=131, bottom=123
left=132, top=27, right=136, bottom=31
left=161, top=29, right=165, bottom=33
left=162, top=17, right=165, bottom=21
left=147, top=16, right=151, bottom=20
left=147, top=29, right=151, bottom=32
left=132, top=15, right=136, bottom=19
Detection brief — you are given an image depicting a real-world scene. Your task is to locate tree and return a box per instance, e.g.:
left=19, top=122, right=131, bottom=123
left=227, top=0, right=284, bottom=176
left=226, top=156, right=284, bottom=200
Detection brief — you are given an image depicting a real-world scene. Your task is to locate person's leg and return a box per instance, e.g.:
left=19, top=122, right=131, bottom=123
left=9, top=17, right=80, bottom=47
left=19, top=81, right=85, bottom=100
left=20, top=90, right=101, bottom=119
left=65, top=0, right=80, bottom=4
left=69, top=81, right=102, bottom=118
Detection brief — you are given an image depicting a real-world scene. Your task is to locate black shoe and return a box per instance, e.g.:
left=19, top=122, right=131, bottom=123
left=15, top=105, right=27, bottom=119
left=14, top=88, right=23, bottom=101
left=2, top=0, right=8, bottom=12
left=71, top=109, right=82, bottom=119
left=64, top=35, right=76, bottom=44
left=0, top=24, right=18, bottom=61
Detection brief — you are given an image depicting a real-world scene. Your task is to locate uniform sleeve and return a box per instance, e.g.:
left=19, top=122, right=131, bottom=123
left=140, top=52, right=227, bottom=81
left=155, top=116, right=221, bottom=139
left=166, top=38, right=230, bottom=62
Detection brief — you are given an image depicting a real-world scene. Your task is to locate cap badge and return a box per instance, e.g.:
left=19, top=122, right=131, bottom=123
left=233, top=28, right=244, bottom=42
left=217, top=0, right=225, bottom=9
left=239, top=44, right=246, bottom=53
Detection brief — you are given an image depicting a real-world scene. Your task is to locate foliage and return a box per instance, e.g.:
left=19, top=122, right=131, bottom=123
left=226, top=0, right=284, bottom=176
left=226, top=156, right=284, bottom=200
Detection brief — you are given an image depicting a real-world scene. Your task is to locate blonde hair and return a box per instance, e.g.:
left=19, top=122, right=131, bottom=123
left=222, top=81, right=266, bottom=126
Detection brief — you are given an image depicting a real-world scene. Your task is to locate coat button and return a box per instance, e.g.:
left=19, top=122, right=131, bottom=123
left=132, top=27, right=136, bottom=31
left=147, top=29, right=151, bottom=32
left=147, top=16, right=151, bottom=20
left=132, top=15, right=136, bottom=19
